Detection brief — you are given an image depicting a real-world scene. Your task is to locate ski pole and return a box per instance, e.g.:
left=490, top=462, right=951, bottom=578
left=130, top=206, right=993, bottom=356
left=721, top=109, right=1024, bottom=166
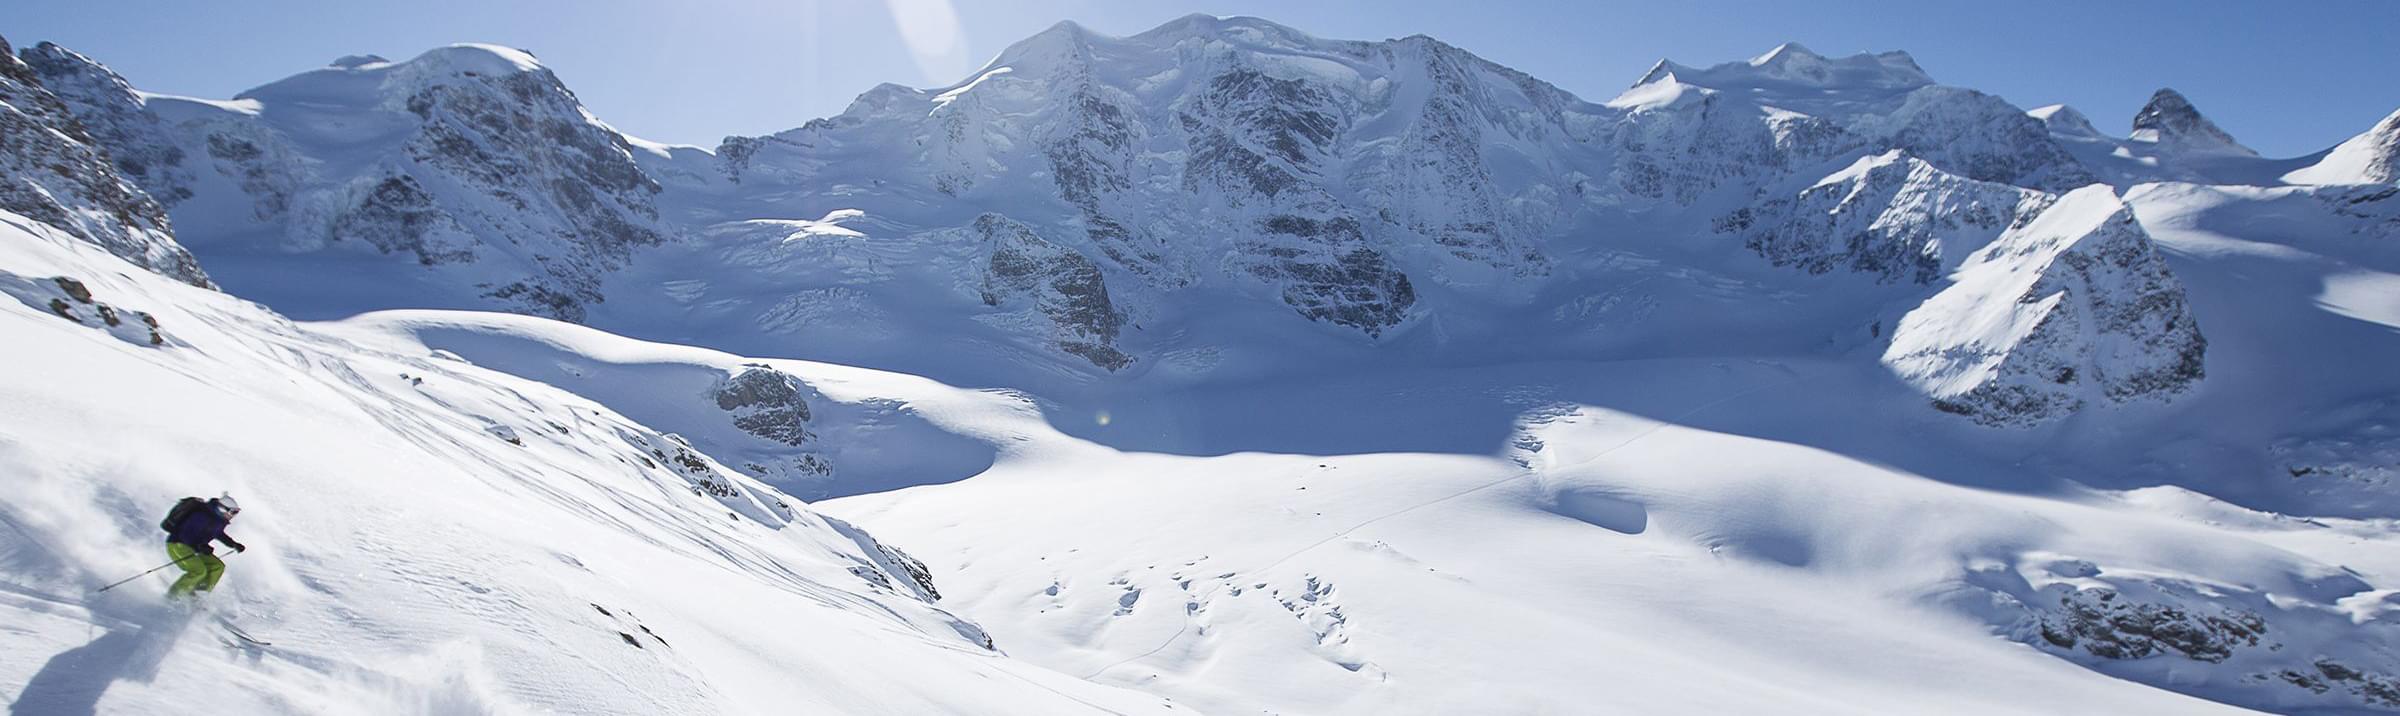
left=93, top=550, right=231, bottom=593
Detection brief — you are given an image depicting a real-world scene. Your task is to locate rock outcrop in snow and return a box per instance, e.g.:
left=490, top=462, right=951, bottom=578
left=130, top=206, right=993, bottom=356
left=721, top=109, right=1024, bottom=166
left=1721, top=151, right=2051, bottom=284
left=2287, top=107, right=2400, bottom=186
left=1882, top=186, right=2205, bottom=425
left=971, top=214, right=1134, bottom=370
left=18, top=42, right=197, bottom=207
left=712, top=364, right=835, bottom=483
left=1966, top=547, right=2400, bottom=713
left=0, top=35, right=209, bottom=288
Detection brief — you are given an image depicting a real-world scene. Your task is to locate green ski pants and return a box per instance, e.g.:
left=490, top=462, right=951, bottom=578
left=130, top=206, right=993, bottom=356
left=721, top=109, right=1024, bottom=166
left=166, top=542, right=224, bottom=599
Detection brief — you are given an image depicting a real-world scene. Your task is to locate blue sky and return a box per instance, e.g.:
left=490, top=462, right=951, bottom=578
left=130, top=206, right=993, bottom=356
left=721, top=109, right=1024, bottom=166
left=11, top=0, right=2397, bottom=156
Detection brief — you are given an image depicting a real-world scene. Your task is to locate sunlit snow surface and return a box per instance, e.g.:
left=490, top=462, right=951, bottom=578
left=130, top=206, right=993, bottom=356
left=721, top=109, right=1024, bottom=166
left=9, top=14, right=2400, bottom=714
left=0, top=214, right=1173, bottom=715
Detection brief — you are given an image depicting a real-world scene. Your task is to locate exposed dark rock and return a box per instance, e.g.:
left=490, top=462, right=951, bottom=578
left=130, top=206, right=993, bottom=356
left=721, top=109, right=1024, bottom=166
left=2035, top=587, right=2264, bottom=663
left=1733, top=153, right=2047, bottom=284
left=2131, top=88, right=2254, bottom=156
left=973, top=214, right=1132, bottom=370
left=19, top=42, right=195, bottom=206
left=713, top=367, right=815, bottom=446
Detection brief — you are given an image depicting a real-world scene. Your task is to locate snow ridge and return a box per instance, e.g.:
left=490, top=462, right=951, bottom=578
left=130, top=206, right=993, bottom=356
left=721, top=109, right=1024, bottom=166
left=2288, top=108, right=2400, bottom=186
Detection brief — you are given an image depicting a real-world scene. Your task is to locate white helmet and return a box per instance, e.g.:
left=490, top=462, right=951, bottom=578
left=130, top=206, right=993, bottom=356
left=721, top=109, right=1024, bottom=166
left=214, top=493, right=241, bottom=515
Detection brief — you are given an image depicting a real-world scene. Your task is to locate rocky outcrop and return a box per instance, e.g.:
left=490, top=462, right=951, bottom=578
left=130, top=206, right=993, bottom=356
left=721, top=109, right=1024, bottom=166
left=18, top=42, right=196, bottom=206
left=1173, top=59, right=1420, bottom=335
left=2130, top=88, right=2256, bottom=157
left=1724, top=151, right=2050, bottom=284
left=1966, top=553, right=2400, bottom=714
left=373, top=47, right=666, bottom=319
left=2034, top=586, right=2266, bottom=662
left=0, top=35, right=210, bottom=288
left=714, top=365, right=816, bottom=447
left=972, top=214, right=1133, bottom=370
left=1883, top=186, right=2205, bottom=425
left=708, top=364, right=834, bottom=485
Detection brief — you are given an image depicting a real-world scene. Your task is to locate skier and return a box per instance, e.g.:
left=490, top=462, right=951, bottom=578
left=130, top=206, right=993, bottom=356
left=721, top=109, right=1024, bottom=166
left=161, top=493, right=247, bottom=601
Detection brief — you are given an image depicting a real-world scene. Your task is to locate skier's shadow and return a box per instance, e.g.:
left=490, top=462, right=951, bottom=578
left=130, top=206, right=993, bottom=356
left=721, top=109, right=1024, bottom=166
left=9, top=619, right=183, bottom=716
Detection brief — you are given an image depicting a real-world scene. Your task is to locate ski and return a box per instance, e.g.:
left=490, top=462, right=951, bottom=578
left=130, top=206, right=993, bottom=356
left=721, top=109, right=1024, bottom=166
left=214, top=616, right=271, bottom=646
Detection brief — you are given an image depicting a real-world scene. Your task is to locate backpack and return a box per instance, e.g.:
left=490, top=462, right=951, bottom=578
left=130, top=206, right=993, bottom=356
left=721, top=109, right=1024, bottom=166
left=160, top=496, right=205, bottom=533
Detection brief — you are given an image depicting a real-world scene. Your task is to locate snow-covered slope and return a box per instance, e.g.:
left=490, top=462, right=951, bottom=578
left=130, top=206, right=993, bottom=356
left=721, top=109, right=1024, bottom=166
left=2288, top=108, right=2400, bottom=186
left=352, top=304, right=2400, bottom=715
left=12, top=15, right=2400, bottom=714
left=0, top=211, right=1172, bottom=714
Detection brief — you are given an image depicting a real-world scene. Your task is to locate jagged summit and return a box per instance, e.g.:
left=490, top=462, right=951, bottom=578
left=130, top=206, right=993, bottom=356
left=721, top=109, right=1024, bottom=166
left=2129, top=88, right=2255, bottom=156
left=1634, top=42, right=1932, bottom=92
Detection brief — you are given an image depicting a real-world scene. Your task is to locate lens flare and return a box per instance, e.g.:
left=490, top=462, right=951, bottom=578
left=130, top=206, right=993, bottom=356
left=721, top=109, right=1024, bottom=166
left=880, top=0, right=972, bottom=84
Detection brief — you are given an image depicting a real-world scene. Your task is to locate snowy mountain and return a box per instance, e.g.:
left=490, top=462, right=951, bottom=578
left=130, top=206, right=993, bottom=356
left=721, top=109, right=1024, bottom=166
left=2131, top=88, right=2258, bottom=158
left=23, top=42, right=666, bottom=321
left=24, top=18, right=2225, bottom=421
left=0, top=36, right=208, bottom=288
left=9, top=15, right=2400, bottom=715
left=1882, top=186, right=2204, bottom=425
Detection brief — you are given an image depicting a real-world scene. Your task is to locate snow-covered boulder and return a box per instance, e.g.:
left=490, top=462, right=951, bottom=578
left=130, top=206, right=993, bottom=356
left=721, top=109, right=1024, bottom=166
left=2287, top=107, right=2400, bottom=186
left=1883, top=186, right=2205, bottom=425
left=0, top=35, right=209, bottom=288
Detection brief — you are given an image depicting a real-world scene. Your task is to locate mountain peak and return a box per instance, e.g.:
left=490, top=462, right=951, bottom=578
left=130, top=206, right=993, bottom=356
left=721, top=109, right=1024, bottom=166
left=2130, top=87, right=2255, bottom=156
left=236, top=43, right=551, bottom=103
left=1750, top=42, right=1823, bottom=66
left=1634, top=43, right=1931, bottom=92
left=2029, top=104, right=2103, bottom=139
left=1124, top=13, right=1320, bottom=47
